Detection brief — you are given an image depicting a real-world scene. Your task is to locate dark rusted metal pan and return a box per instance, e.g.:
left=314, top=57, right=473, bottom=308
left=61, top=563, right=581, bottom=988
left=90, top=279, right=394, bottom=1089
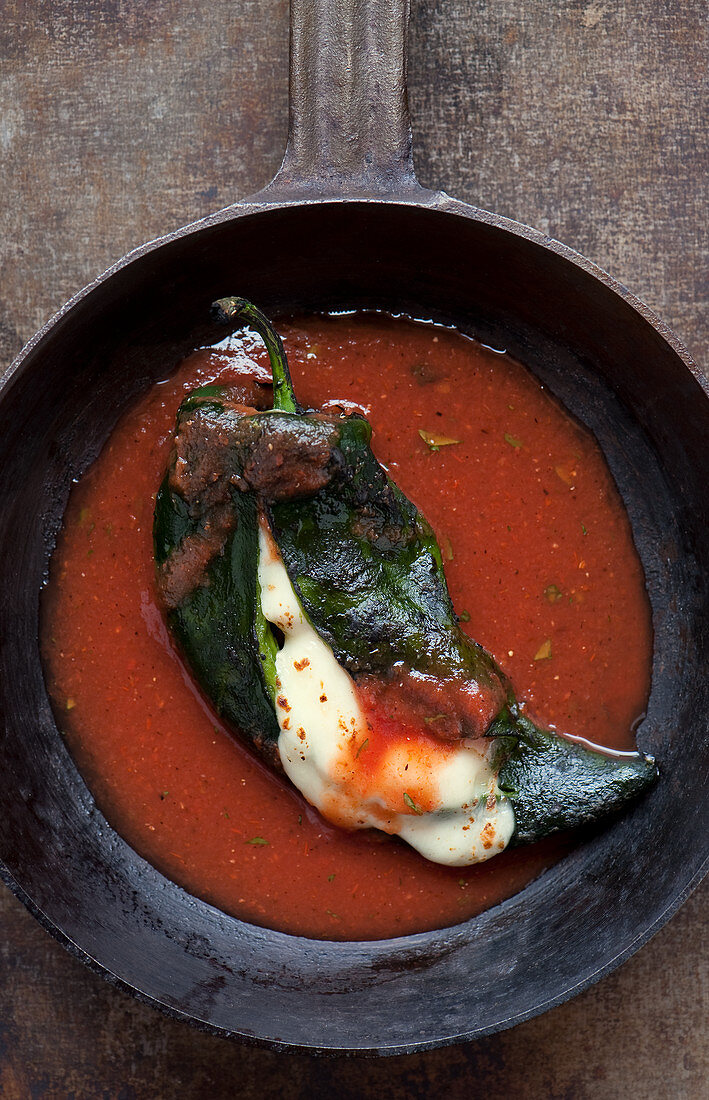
left=0, top=0, right=706, bottom=1054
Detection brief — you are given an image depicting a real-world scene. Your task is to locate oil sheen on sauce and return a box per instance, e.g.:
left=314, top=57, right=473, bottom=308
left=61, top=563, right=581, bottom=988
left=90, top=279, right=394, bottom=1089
left=41, top=314, right=653, bottom=941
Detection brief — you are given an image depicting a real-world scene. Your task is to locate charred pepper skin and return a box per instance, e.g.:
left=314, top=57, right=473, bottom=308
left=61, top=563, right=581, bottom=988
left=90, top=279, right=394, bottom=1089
left=268, top=412, right=507, bottom=697
left=155, top=467, right=281, bottom=764
left=153, top=299, right=658, bottom=848
left=495, top=717, right=658, bottom=844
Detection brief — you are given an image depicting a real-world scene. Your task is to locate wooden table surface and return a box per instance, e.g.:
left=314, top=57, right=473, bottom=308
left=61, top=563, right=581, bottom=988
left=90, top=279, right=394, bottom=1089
left=1, top=2, right=706, bottom=1096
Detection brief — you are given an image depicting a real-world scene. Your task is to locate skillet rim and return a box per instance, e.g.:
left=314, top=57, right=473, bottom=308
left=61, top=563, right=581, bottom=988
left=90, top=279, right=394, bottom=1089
left=1, top=189, right=705, bottom=398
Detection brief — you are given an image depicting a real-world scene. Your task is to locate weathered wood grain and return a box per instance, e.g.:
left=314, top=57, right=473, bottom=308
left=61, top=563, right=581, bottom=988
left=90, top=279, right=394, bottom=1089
left=0, top=0, right=706, bottom=1095
left=0, top=882, right=706, bottom=1098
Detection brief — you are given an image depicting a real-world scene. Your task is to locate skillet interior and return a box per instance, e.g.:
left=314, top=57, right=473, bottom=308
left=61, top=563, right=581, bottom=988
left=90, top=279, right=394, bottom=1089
left=0, top=199, right=706, bottom=1053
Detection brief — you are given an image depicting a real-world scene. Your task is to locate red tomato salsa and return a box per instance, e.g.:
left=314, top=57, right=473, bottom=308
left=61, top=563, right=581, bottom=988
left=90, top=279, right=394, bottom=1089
left=41, top=314, right=652, bottom=940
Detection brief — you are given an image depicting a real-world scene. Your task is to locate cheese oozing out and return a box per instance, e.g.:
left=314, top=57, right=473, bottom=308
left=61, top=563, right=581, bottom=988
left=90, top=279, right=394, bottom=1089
left=257, top=520, right=515, bottom=866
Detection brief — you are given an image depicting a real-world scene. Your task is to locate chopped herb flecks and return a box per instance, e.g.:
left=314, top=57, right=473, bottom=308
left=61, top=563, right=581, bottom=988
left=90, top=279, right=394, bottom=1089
left=533, top=640, right=552, bottom=661
left=504, top=433, right=522, bottom=449
left=246, top=836, right=269, bottom=846
left=418, top=428, right=461, bottom=452
left=411, top=362, right=440, bottom=384
left=544, top=584, right=563, bottom=603
left=403, top=792, right=424, bottom=815
left=555, top=464, right=576, bottom=486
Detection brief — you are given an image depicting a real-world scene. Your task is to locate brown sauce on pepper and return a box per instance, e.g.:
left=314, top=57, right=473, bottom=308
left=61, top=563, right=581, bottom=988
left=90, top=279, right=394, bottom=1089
left=41, top=314, right=652, bottom=940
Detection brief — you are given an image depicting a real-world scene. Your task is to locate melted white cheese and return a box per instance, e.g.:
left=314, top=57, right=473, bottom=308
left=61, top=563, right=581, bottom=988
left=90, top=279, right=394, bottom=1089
left=257, top=521, right=515, bottom=866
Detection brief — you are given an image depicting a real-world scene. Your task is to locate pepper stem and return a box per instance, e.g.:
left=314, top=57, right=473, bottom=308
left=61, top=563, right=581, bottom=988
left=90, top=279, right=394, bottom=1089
left=211, top=297, right=298, bottom=414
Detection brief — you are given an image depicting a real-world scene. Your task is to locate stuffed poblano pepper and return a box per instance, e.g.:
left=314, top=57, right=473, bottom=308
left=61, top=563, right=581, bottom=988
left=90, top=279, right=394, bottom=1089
left=153, top=298, right=657, bottom=867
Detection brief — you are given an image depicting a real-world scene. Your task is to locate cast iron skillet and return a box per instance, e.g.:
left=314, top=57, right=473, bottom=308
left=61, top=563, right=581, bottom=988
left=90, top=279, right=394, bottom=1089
left=0, top=0, right=706, bottom=1054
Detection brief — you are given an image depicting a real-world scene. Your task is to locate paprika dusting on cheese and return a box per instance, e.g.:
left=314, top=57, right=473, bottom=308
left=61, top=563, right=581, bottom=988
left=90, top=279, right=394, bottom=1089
left=41, top=314, right=652, bottom=940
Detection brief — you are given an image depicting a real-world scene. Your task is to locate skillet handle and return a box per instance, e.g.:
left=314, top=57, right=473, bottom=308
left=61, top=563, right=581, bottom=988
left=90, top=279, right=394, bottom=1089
left=261, top=0, right=421, bottom=198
